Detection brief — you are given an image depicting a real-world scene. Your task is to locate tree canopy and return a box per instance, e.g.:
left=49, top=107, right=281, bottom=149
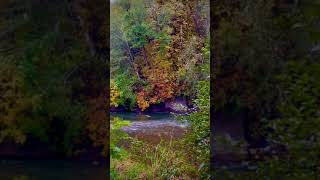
left=110, top=0, right=210, bottom=111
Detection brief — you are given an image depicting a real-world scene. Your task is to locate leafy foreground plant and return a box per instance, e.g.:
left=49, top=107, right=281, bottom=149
left=178, top=80, right=210, bottom=179
left=110, top=117, right=130, bottom=160
left=111, top=137, right=199, bottom=179
left=214, top=60, right=320, bottom=179
left=256, top=61, right=320, bottom=179
left=110, top=116, right=201, bottom=179
left=110, top=83, right=210, bottom=179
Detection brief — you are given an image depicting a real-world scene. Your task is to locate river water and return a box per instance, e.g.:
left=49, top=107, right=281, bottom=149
left=111, top=112, right=187, bottom=130
left=111, top=112, right=188, bottom=144
left=0, top=113, right=185, bottom=179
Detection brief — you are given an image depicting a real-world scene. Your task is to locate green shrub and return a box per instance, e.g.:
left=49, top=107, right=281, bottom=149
left=110, top=117, right=131, bottom=159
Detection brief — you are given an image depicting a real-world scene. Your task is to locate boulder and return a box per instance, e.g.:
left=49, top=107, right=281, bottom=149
left=165, top=98, right=189, bottom=113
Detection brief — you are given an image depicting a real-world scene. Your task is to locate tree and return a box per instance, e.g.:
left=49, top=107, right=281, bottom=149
left=0, top=0, right=108, bottom=156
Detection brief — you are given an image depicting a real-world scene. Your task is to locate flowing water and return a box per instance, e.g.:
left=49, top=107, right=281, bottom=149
left=0, top=113, right=185, bottom=179
left=111, top=113, right=253, bottom=172
left=111, top=112, right=188, bottom=144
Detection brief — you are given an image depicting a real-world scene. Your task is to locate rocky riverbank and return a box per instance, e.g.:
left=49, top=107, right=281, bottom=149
left=111, top=97, right=197, bottom=114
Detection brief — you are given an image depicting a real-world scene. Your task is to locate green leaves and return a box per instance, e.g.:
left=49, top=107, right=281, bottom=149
left=110, top=117, right=130, bottom=159
left=0, top=0, right=106, bottom=155
left=179, top=79, right=210, bottom=178
left=124, top=22, right=154, bottom=48
left=255, top=59, right=320, bottom=178
left=156, top=31, right=171, bottom=55
left=122, top=1, right=155, bottom=49
left=111, top=0, right=210, bottom=112
left=114, top=71, right=138, bottom=109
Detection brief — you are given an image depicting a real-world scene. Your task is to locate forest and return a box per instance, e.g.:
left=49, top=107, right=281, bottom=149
left=0, top=0, right=108, bottom=166
left=213, top=0, right=320, bottom=179
left=110, top=0, right=209, bottom=112
left=110, top=0, right=210, bottom=179
left=0, top=0, right=319, bottom=179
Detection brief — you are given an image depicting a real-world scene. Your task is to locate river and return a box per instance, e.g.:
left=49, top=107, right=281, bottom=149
left=0, top=112, right=185, bottom=179
left=111, top=112, right=188, bottom=144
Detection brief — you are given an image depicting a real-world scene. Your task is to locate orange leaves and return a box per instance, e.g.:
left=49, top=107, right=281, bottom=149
left=136, top=68, right=176, bottom=111
left=110, top=0, right=208, bottom=112
left=110, top=80, right=120, bottom=107
left=85, top=93, right=108, bottom=156
left=136, top=91, right=150, bottom=111
left=134, top=42, right=177, bottom=111
left=142, top=48, right=176, bottom=100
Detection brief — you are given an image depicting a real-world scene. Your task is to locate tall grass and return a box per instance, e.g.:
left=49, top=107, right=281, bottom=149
left=111, top=137, right=199, bottom=179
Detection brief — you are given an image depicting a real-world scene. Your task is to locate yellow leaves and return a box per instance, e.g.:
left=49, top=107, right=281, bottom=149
left=0, top=128, right=26, bottom=144
left=136, top=91, right=149, bottom=111
left=0, top=61, right=31, bottom=144
left=177, top=67, right=186, bottom=77
left=134, top=38, right=178, bottom=111
left=85, top=94, right=108, bottom=157
left=164, top=27, right=173, bottom=34
left=149, top=97, right=158, bottom=104
left=110, top=80, right=120, bottom=107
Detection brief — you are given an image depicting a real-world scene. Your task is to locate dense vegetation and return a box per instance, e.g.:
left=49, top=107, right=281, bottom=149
left=110, top=0, right=209, bottom=111
left=0, top=0, right=108, bottom=157
left=110, top=79, right=210, bottom=179
left=1, top=0, right=319, bottom=179
left=213, top=0, right=320, bottom=178
left=110, top=0, right=210, bottom=179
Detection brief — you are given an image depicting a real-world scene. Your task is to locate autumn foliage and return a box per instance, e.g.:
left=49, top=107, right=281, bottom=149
left=110, top=0, right=209, bottom=111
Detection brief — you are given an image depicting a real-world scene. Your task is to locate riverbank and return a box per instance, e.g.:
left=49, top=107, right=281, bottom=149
left=110, top=112, right=200, bottom=179
left=110, top=97, right=197, bottom=114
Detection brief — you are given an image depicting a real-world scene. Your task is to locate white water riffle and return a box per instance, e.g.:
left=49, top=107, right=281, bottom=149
left=121, top=120, right=188, bottom=133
